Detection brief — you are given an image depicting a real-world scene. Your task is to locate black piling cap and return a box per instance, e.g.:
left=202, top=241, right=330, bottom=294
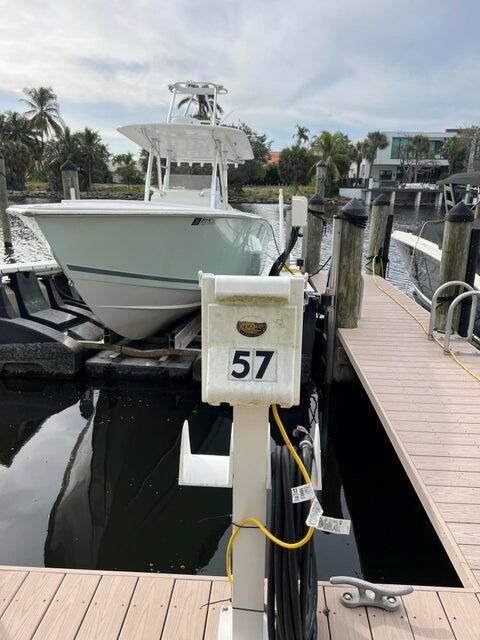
left=60, top=160, right=79, bottom=172
left=373, top=193, right=390, bottom=206
left=308, top=191, right=325, bottom=213
left=336, top=198, right=368, bottom=228
left=445, top=200, right=474, bottom=223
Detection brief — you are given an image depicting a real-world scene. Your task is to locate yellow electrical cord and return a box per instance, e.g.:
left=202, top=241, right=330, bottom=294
left=371, top=236, right=480, bottom=383
left=226, top=404, right=315, bottom=582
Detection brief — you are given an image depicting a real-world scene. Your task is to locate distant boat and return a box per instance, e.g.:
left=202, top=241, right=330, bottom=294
left=392, top=171, right=480, bottom=336
left=9, top=82, right=273, bottom=339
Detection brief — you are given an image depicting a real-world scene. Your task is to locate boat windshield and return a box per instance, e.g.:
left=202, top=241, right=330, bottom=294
left=169, top=174, right=212, bottom=190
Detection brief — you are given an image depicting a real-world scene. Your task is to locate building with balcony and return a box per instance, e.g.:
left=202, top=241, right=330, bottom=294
left=355, top=130, right=458, bottom=185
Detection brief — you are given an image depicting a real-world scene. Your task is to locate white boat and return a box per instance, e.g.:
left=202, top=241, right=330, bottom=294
left=392, top=171, right=480, bottom=335
left=9, top=82, right=273, bottom=339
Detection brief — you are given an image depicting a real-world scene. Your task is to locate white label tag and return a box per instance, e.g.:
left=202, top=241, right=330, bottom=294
left=316, top=515, right=351, bottom=535
left=306, top=498, right=323, bottom=527
left=291, top=483, right=315, bottom=503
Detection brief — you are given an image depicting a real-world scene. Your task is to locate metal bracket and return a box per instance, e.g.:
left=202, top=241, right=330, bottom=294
left=320, top=293, right=333, bottom=307
left=330, top=576, right=413, bottom=611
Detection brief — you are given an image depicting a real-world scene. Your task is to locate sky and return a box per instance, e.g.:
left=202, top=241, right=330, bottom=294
left=0, top=0, right=478, bottom=155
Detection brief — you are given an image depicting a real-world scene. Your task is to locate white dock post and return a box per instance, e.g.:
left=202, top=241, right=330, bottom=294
left=60, top=160, right=80, bottom=200
left=389, top=190, right=396, bottom=208
left=232, top=405, right=269, bottom=639
left=414, top=191, right=422, bottom=209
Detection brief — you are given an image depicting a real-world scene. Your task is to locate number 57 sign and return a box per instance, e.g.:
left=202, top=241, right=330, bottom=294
left=228, top=348, right=277, bottom=382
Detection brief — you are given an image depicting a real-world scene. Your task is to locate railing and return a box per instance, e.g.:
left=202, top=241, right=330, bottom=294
left=428, top=281, right=479, bottom=353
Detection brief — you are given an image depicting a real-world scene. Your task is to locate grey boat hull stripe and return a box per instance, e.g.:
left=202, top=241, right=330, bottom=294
left=66, top=264, right=198, bottom=285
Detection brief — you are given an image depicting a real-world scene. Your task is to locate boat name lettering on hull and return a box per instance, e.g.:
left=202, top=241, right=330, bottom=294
left=192, top=217, right=214, bottom=226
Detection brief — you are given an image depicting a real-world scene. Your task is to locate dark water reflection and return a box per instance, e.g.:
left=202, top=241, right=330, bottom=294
left=0, top=379, right=460, bottom=585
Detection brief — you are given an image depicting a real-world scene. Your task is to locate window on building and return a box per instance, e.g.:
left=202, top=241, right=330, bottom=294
left=391, top=136, right=446, bottom=159
left=391, top=137, right=410, bottom=159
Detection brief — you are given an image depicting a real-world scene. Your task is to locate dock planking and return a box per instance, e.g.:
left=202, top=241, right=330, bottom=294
left=0, top=566, right=478, bottom=639
left=330, top=274, right=480, bottom=590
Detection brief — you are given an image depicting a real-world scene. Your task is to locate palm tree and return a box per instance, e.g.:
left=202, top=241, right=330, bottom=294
left=294, top=125, right=310, bottom=146
left=113, top=152, right=142, bottom=190
left=77, top=128, right=104, bottom=191
left=20, top=87, right=64, bottom=149
left=365, top=131, right=389, bottom=179
left=407, top=134, right=431, bottom=182
left=0, top=110, right=39, bottom=148
left=310, top=131, right=352, bottom=183
left=351, top=140, right=369, bottom=181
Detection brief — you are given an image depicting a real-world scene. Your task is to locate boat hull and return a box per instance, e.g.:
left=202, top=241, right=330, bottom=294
left=34, top=211, right=272, bottom=339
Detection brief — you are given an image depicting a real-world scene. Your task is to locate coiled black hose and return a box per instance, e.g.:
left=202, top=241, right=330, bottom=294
left=267, top=440, right=318, bottom=640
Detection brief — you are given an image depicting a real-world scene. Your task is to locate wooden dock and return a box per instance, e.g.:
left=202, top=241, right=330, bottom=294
left=331, top=274, right=480, bottom=590
left=0, top=565, right=479, bottom=639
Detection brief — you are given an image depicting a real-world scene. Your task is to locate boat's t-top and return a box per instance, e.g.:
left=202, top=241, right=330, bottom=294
left=118, top=81, right=252, bottom=209
left=166, top=81, right=228, bottom=126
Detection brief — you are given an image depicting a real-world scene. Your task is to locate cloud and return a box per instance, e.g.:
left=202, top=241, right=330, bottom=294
left=0, top=0, right=478, bottom=152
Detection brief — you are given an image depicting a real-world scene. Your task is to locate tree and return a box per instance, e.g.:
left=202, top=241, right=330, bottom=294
left=113, top=152, right=143, bottom=189
left=20, top=87, right=64, bottom=149
left=264, top=162, right=280, bottom=185
left=43, top=127, right=110, bottom=191
left=442, top=137, right=468, bottom=174
left=396, top=134, right=434, bottom=183
left=77, top=128, right=109, bottom=191
left=310, top=130, right=352, bottom=183
left=364, top=131, right=389, bottom=179
left=278, top=144, right=315, bottom=193
left=294, top=125, right=309, bottom=146
left=0, top=140, right=33, bottom=189
left=228, top=122, right=271, bottom=187
left=351, top=140, right=369, bottom=181
left=456, top=126, right=480, bottom=171
left=0, top=111, right=39, bottom=188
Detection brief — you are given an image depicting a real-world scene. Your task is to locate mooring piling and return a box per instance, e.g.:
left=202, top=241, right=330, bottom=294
left=458, top=218, right=480, bottom=336
left=0, top=158, right=12, bottom=250
left=305, top=191, right=325, bottom=274
left=366, top=193, right=390, bottom=277
left=330, top=198, right=368, bottom=383
left=436, top=200, right=474, bottom=332
left=61, top=160, right=80, bottom=200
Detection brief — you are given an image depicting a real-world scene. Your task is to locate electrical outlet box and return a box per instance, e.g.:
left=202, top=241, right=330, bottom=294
left=200, top=273, right=305, bottom=407
left=291, top=195, right=308, bottom=227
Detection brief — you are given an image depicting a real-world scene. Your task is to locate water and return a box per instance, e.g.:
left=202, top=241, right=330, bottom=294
left=239, top=203, right=443, bottom=295
left=0, top=202, right=459, bottom=585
